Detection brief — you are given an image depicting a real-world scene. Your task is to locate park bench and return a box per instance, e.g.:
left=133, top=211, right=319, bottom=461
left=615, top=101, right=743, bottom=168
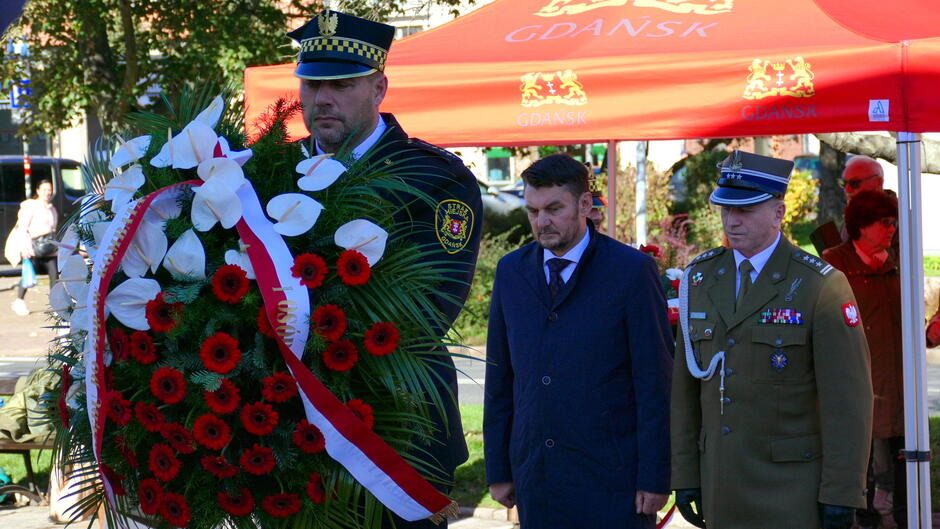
left=0, top=435, right=53, bottom=505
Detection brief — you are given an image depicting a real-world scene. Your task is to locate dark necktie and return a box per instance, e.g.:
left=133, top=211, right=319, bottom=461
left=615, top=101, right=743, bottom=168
left=736, top=259, right=754, bottom=312
left=547, top=258, right=572, bottom=299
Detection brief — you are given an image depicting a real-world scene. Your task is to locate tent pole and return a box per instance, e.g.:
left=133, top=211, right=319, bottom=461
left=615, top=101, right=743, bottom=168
left=896, top=131, right=931, bottom=529
left=607, top=140, right=618, bottom=239
left=636, top=141, right=648, bottom=246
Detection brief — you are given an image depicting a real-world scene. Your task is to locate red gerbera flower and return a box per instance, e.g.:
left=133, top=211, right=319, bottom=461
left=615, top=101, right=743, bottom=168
left=364, top=321, right=399, bottom=356
left=261, top=372, right=297, bottom=403
left=292, top=420, right=326, bottom=454
left=291, top=253, right=328, bottom=289
left=322, top=340, right=358, bottom=371
left=106, top=390, right=133, bottom=426
left=218, top=488, right=255, bottom=516
left=262, top=493, right=301, bottom=518
left=115, top=435, right=138, bottom=469
left=205, top=378, right=240, bottom=414
left=201, top=455, right=238, bottom=479
left=346, top=398, right=375, bottom=429
left=240, top=402, right=279, bottom=436
left=129, top=331, right=157, bottom=364
left=135, top=401, right=165, bottom=432
left=639, top=243, right=662, bottom=258
left=146, top=292, right=183, bottom=333
left=150, top=367, right=186, bottom=404
left=211, top=264, right=250, bottom=304
left=258, top=306, right=276, bottom=338
left=239, top=444, right=276, bottom=475
left=160, top=491, right=192, bottom=527
left=200, top=332, right=242, bottom=374
left=336, top=250, right=371, bottom=286
left=306, top=472, right=326, bottom=504
left=194, top=413, right=231, bottom=450
left=109, top=327, right=129, bottom=362
left=311, top=304, right=347, bottom=342
left=138, top=478, right=163, bottom=515
left=101, top=464, right=126, bottom=496
left=149, top=443, right=181, bottom=482
left=160, top=422, right=196, bottom=454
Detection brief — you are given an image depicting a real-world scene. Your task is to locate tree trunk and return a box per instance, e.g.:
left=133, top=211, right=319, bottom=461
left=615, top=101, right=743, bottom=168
left=815, top=132, right=940, bottom=173
left=817, top=141, right=846, bottom=225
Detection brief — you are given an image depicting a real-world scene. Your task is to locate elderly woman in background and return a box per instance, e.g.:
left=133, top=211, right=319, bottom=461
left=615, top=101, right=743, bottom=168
left=8, top=179, right=58, bottom=316
left=823, top=190, right=905, bottom=529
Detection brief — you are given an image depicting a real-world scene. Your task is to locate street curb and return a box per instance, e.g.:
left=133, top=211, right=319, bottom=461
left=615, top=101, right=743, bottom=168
left=458, top=506, right=510, bottom=521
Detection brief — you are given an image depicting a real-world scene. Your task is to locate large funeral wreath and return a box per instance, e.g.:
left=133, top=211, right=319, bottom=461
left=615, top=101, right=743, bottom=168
left=46, top=89, right=465, bottom=529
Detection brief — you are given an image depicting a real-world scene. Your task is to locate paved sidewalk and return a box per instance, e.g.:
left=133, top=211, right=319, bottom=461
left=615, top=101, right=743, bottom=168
left=0, top=276, right=58, bottom=359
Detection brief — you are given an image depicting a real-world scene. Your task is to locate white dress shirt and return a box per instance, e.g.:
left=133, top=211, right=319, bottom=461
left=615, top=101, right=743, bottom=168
left=542, top=228, right=590, bottom=284
left=315, top=115, right=387, bottom=160
left=732, top=232, right=781, bottom=296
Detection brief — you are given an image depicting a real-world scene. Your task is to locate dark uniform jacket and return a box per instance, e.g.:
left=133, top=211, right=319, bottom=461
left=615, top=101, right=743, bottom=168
left=338, top=113, right=483, bottom=481
left=671, top=237, right=873, bottom=529
left=823, top=241, right=903, bottom=439
left=485, top=226, right=674, bottom=528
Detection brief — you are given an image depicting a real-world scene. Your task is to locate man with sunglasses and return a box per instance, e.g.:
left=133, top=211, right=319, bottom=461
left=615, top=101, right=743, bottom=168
left=841, top=156, right=885, bottom=200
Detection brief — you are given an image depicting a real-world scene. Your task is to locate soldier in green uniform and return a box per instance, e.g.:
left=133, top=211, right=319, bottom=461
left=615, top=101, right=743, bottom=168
left=671, top=150, right=873, bottom=529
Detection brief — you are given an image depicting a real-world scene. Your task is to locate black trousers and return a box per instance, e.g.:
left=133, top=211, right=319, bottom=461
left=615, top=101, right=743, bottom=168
left=856, top=436, right=907, bottom=528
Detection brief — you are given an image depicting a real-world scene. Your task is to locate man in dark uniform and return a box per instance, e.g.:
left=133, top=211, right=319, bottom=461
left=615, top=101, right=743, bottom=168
left=288, top=11, right=483, bottom=528
left=671, top=150, right=873, bottom=529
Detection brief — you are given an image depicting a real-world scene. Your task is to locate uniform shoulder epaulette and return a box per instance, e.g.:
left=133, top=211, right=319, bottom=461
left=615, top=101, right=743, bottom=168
left=688, top=246, right=725, bottom=267
left=408, top=137, right=463, bottom=163
left=791, top=250, right=834, bottom=275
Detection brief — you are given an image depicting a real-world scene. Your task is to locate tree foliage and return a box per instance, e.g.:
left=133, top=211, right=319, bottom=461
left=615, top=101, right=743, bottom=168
left=1, top=0, right=472, bottom=137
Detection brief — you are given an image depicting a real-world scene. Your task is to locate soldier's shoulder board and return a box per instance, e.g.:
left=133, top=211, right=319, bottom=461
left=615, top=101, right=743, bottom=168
left=408, top=138, right=463, bottom=164
left=791, top=250, right=834, bottom=275
left=689, top=246, right=726, bottom=266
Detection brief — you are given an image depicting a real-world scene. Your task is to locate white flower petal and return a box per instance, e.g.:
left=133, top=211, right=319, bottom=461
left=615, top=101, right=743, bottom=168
left=144, top=189, right=184, bottom=225
left=224, top=247, right=255, bottom=280
left=163, top=229, right=206, bottom=280
left=334, top=219, right=388, bottom=266
left=105, top=277, right=161, bottom=330
left=121, top=219, right=168, bottom=277
left=667, top=298, right=680, bottom=308
left=266, top=193, right=322, bottom=237
left=49, top=282, right=74, bottom=318
left=196, top=157, right=246, bottom=192
left=194, top=95, right=224, bottom=129
left=216, top=137, right=253, bottom=166
left=296, top=156, right=345, bottom=192
left=67, top=282, right=89, bottom=310
left=150, top=122, right=218, bottom=169
left=109, top=135, right=152, bottom=170
left=191, top=178, right=242, bottom=231
left=60, top=255, right=89, bottom=298
left=57, top=225, right=81, bottom=272
left=90, top=221, right=112, bottom=258
left=104, top=165, right=145, bottom=208
left=665, top=268, right=683, bottom=280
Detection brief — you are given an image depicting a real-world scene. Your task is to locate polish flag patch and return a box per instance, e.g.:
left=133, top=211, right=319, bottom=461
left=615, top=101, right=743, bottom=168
left=842, top=302, right=861, bottom=327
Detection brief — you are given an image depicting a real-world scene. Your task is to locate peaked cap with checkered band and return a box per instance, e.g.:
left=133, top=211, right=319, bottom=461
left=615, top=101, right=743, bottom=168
left=288, top=10, right=395, bottom=80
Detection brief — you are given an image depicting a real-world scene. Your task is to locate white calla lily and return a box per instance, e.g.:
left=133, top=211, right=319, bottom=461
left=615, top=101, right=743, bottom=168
left=163, top=229, right=206, bottom=280
left=105, top=277, right=161, bottom=330
left=196, top=157, right=246, bottom=191
left=665, top=268, right=683, bottom=280
left=224, top=240, right=255, bottom=279
left=191, top=177, right=242, bottom=231
left=145, top=188, right=184, bottom=225
left=194, top=95, right=224, bottom=128
left=216, top=136, right=253, bottom=166
left=104, top=164, right=145, bottom=208
left=109, top=135, right=152, bottom=170
left=334, top=219, right=388, bottom=266
left=49, top=282, right=75, bottom=319
left=266, top=193, right=323, bottom=237
left=150, top=122, right=218, bottom=169
left=122, top=219, right=168, bottom=278
left=296, top=155, right=345, bottom=192
left=57, top=225, right=81, bottom=272
left=60, top=255, right=89, bottom=296
left=90, top=220, right=112, bottom=260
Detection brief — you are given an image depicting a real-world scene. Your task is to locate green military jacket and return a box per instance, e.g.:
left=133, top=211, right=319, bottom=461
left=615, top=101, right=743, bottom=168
left=671, top=237, right=873, bottom=529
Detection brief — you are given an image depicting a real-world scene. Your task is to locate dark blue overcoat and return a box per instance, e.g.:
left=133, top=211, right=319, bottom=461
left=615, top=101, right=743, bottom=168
left=484, top=227, right=674, bottom=529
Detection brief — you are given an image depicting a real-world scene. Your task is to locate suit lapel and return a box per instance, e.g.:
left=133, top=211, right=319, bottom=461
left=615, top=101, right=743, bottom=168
left=516, top=243, right=552, bottom=309
left=706, top=252, right=737, bottom=328
left=726, top=238, right=793, bottom=331
left=550, top=225, right=599, bottom=309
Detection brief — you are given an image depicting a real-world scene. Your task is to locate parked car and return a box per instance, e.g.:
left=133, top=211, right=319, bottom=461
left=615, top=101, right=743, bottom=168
left=1, top=156, right=86, bottom=264
left=479, top=180, right=527, bottom=236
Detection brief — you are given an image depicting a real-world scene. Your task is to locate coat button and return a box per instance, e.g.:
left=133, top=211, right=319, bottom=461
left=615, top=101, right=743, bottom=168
left=548, top=312, right=558, bottom=322
left=721, top=397, right=732, bottom=405
left=803, top=452, right=813, bottom=460
left=545, top=438, right=555, bottom=448
left=541, top=376, right=551, bottom=385
left=727, top=338, right=736, bottom=346
left=721, top=426, right=731, bottom=435
left=723, top=368, right=734, bottom=377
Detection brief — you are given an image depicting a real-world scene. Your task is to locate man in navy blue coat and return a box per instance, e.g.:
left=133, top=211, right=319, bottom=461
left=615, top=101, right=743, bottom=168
left=484, top=154, right=674, bottom=528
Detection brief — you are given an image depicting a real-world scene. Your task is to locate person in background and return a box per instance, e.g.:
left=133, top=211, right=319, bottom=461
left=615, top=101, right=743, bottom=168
left=9, top=179, right=58, bottom=316
left=823, top=190, right=906, bottom=529
left=484, top=153, right=673, bottom=528
left=587, top=191, right=607, bottom=229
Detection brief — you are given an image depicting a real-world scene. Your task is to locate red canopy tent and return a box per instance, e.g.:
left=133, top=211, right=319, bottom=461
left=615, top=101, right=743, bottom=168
left=244, top=1, right=940, bottom=526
